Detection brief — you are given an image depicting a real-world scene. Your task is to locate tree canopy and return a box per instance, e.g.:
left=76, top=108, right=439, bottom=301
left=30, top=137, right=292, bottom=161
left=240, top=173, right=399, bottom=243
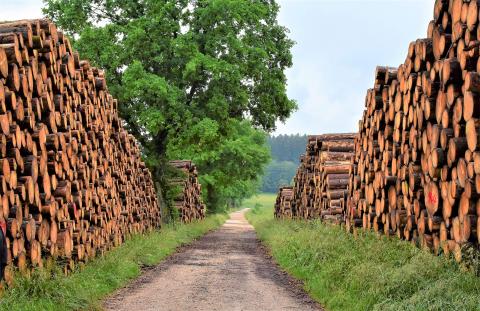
left=43, top=0, right=296, bottom=211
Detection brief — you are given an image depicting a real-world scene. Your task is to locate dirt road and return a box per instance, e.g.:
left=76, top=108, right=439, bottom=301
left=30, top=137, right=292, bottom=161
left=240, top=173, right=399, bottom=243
left=104, top=209, right=321, bottom=311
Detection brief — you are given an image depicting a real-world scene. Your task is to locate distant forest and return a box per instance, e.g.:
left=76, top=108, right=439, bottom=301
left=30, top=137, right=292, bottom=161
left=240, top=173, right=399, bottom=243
left=261, top=134, right=307, bottom=193
left=268, top=134, right=308, bottom=163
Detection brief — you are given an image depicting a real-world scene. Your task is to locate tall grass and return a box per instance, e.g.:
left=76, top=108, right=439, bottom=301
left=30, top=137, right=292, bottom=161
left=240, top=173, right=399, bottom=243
left=0, top=214, right=227, bottom=311
left=246, top=194, right=480, bottom=311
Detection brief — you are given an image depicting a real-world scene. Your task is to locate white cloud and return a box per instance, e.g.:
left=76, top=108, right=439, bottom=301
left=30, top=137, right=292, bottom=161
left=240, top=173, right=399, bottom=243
left=276, top=59, right=365, bottom=135
left=0, top=0, right=43, bottom=21
left=274, top=0, right=434, bottom=135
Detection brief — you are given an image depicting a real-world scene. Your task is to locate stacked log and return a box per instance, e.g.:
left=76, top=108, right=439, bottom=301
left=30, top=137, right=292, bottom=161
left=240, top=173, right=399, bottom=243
left=292, top=154, right=306, bottom=218
left=347, top=0, right=480, bottom=260
left=291, top=134, right=355, bottom=221
left=169, top=160, right=206, bottom=223
left=274, top=186, right=294, bottom=219
left=292, top=136, right=319, bottom=219
left=0, top=19, right=161, bottom=283
left=315, top=134, right=355, bottom=223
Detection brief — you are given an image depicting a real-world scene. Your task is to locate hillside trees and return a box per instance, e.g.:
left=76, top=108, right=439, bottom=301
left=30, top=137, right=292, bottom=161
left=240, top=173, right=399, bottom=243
left=43, top=0, right=296, bottom=211
left=261, top=134, right=307, bottom=192
left=268, top=134, right=307, bottom=163
left=261, top=160, right=297, bottom=193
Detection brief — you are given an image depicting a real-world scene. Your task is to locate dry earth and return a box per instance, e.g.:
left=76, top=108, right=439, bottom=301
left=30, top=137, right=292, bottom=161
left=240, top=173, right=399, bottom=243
left=104, top=209, right=321, bottom=311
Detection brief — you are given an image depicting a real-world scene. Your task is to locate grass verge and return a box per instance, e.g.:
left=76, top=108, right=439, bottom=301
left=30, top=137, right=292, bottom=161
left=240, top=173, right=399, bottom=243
left=0, top=213, right=228, bottom=311
left=245, top=194, right=480, bottom=311
left=243, top=193, right=276, bottom=209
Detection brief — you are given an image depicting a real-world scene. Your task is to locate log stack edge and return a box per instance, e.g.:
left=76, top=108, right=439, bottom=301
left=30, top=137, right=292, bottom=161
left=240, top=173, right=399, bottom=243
left=169, top=160, right=206, bottom=223
left=0, top=19, right=162, bottom=283
left=275, top=0, right=480, bottom=261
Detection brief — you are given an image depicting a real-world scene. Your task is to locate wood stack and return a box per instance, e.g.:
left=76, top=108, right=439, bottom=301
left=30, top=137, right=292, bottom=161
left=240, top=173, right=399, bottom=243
left=314, top=134, right=355, bottom=223
left=0, top=19, right=161, bottom=283
left=347, top=0, right=480, bottom=260
left=169, top=160, right=206, bottom=223
left=291, top=134, right=355, bottom=221
left=292, top=136, right=319, bottom=219
left=274, top=186, right=294, bottom=219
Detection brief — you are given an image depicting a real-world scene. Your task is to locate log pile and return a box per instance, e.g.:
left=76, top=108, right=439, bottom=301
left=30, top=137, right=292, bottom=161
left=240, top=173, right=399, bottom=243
left=292, top=137, right=318, bottom=219
left=169, top=160, right=206, bottom=223
left=274, top=186, right=294, bottom=219
left=289, top=134, right=355, bottom=221
left=314, top=134, right=355, bottom=224
left=0, top=19, right=161, bottom=283
left=347, top=0, right=480, bottom=260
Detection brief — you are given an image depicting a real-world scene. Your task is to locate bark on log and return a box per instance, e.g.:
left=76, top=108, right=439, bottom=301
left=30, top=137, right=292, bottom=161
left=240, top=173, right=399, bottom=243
left=276, top=133, right=355, bottom=221
left=0, top=19, right=162, bottom=282
left=169, top=160, right=206, bottom=223
left=344, top=2, right=480, bottom=261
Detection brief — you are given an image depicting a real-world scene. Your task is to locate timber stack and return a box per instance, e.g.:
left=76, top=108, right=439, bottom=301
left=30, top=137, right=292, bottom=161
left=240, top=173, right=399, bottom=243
left=347, top=0, right=480, bottom=260
left=274, top=186, right=294, bottom=219
left=291, top=154, right=305, bottom=218
left=292, top=136, right=318, bottom=219
left=169, top=160, right=206, bottom=223
left=0, top=19, right=161, bottom=283
left=290, top=134, right=355, bottom=221
left=314, top=134, right=355, bottom=224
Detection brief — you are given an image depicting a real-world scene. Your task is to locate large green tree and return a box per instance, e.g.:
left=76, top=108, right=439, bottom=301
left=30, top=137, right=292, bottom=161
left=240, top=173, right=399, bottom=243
left=43, top=0, right=296, bottom=211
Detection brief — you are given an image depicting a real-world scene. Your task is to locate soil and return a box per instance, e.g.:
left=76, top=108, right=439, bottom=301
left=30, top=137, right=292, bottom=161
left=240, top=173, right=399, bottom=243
left=103, top=209, right=322, bottom=311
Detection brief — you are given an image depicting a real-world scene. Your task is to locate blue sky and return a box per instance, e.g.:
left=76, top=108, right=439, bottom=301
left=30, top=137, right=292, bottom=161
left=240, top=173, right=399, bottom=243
left=0, top=0, right=434, bottom=135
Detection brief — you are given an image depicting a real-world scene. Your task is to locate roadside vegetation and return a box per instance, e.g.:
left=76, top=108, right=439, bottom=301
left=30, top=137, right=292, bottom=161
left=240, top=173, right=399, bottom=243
left=245, top=194, right=480, bottom=311
left=0, top=214, right=227, bottom=311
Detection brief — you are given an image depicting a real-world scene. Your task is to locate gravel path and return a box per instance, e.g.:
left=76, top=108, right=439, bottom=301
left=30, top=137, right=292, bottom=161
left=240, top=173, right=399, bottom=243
left=104, top=209, right=321, bottom=311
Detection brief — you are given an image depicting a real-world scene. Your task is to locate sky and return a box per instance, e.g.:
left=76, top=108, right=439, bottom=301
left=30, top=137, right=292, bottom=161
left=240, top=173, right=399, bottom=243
left=0, top=0, right=435, bottom=135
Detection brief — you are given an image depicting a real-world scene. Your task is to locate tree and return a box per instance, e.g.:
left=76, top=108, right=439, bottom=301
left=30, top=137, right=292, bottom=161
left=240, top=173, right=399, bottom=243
left=168, top=119, right=270, bottom=209
left=43, top=0, right=296, bottom=211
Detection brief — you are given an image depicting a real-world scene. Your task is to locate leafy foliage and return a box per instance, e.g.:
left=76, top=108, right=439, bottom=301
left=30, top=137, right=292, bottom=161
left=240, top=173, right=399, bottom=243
left=43, top=0, right=296, bottom=211
left=168, top=119, right=270, bottom=209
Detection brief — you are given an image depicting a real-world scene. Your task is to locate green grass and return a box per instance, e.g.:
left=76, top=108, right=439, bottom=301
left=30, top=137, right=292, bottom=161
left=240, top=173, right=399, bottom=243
left=0, top=213, right=228, bottom=311
left=243, top=193, right=276, bottom=209
left=245, top=194, right=480, bottom=311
